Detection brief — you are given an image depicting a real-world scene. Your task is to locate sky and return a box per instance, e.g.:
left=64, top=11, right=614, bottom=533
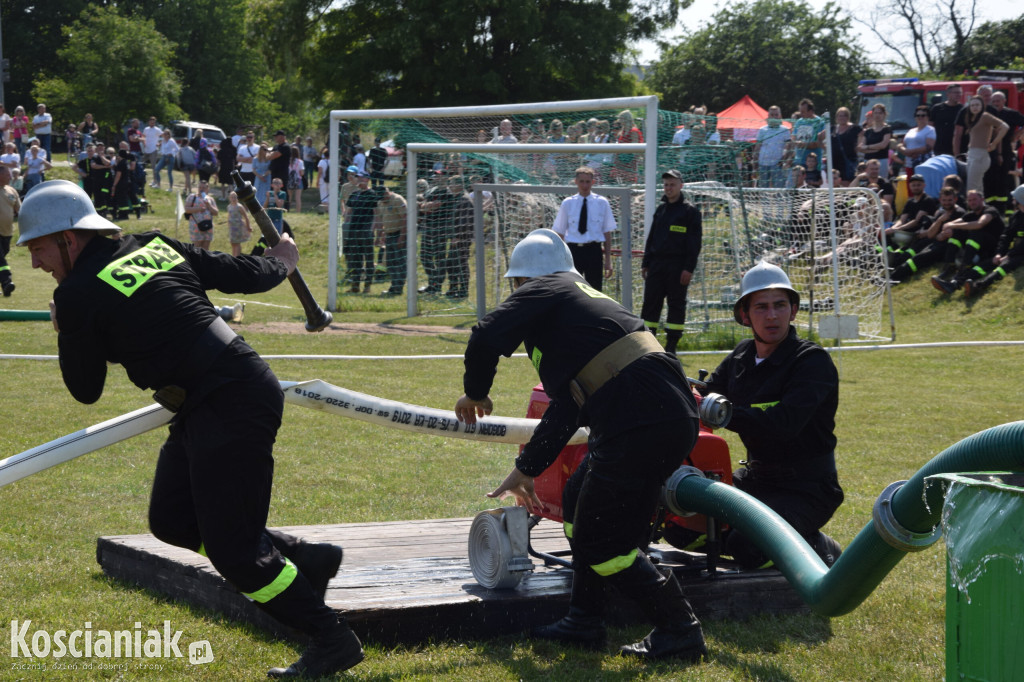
left=633, top=0, right=1021, bottom=69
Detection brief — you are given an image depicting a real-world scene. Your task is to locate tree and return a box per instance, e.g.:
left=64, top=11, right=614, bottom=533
left=944, top=15, right=1024, bottom=75
left=32, top=7, right=183, bottom=137
left=647, top=0, right=872, bottom=116
left=116, top=0, right=284, bottom=131
left=855, top=0, right=977, bottom=74
left=0, top=0, right=92, bottom=110
left=305, top=0, right=686, bottom=109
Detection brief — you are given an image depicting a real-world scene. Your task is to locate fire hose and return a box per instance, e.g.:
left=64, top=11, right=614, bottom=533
left=0, top=379, right=588, bottom=490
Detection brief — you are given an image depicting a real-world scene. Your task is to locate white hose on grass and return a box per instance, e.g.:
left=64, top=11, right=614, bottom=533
left=0, top=379, right=588, bottom=490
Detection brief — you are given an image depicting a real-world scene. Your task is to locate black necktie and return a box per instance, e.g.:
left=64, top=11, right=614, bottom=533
left=579, top=196, right=588, bottom=235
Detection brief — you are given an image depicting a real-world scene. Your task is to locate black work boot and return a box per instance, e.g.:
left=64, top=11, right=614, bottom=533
left=265, top=532, right=343, bottom=602
left=267, top=618, right=364, bottom=678
left=530, top=565, right=607, bottom=649
left=664, top=332, right=681, bottom=356
left=256, top=573, right=364, bottom=678
left=963, top=271, right=999, bottom=297
left=931, top=273, right=960, bottom=294
left=811, top=532, right=842, bottom=568
left=608, top=556, right=708, bottom=663
left=292, top=543, right=344, bottom=601
left=1, top=280, right=14, bottom=297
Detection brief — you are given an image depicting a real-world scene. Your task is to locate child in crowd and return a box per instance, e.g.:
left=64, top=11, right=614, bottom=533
left=227, top=191, right=252, bottom=257
left=265, top=177, right=288, bottom=234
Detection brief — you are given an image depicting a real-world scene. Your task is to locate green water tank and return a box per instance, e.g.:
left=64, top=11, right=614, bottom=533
left=930, top=472, right=1024, bottom=681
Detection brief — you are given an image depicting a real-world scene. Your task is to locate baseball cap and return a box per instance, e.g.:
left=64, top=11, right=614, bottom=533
left=274, top=129, right=287, bottom=136
left=662, top=169, right=683, bottom=180
left=908, top=174, right=925, bottom=183
left=346, top=165, right=359, bottom=174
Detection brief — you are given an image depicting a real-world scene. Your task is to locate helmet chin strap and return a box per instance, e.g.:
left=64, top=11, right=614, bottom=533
left=53, top=232, right=74, bottom=276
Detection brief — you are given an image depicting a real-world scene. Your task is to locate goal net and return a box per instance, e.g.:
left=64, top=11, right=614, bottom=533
left=325, top=99, right=893, bottom=343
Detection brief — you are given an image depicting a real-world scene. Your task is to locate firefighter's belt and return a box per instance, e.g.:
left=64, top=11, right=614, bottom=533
left=569, top=331, right=664, bottom=407
left=153, top=316, right=237, bottom=412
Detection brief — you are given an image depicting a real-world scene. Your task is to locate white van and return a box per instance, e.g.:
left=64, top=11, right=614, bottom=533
left=170, top=121, right=227, bottom=148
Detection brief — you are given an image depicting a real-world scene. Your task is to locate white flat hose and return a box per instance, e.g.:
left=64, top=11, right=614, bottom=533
left=0, top=404, right=173, bottom=489
left=0, top=379, right=587, bottom=490
left=281, top=379, right=589, bottom=445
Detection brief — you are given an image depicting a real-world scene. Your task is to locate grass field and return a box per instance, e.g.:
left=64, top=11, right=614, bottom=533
left=1, top=168, right=1022, bottom=680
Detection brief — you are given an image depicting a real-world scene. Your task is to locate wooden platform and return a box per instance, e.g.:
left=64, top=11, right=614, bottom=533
left=97, top=517, right=809, bottom=644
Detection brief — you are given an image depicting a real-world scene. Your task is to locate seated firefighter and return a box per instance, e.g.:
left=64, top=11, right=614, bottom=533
left=697, top=262, right=844, bottom=569
left=963, top=185, right=1024, bottom=296
left=454, top=229, right=709, bottom=663
left=930, top=189, right=1006, bottom=294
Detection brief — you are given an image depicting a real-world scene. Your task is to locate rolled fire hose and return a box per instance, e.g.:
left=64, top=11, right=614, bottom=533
left=0, top=379, right=588, bottom=490
left=468, top=506, right=534, bottom=589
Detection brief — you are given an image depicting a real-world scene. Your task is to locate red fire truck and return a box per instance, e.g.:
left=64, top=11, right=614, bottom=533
left=856, top=70, right=1024, bottom=136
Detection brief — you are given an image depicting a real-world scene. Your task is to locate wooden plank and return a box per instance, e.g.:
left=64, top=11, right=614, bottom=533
left=97, top=517, right=809, bottom=644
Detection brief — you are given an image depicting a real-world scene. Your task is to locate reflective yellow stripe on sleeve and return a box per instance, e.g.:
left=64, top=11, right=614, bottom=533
left=242, top=558, right=298, bottom=603
left=750, top=401, right=779, bottom=411
left=563, top=521, right=573, bottom=539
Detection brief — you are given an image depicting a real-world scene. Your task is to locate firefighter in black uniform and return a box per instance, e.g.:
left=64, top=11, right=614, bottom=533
left=454, top=229, right=708, bottom=663
left=700, top=261, right=844, bottom=569
left=640, top=169, right=703, bottom=354
left=19, top=180, right=364, bottom=679
left=963, top=184, right=1024, bottom=296
left=931, top=189, right=1007, bottom=294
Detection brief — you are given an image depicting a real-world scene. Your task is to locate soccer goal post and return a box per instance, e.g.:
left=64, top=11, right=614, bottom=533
left=325, top=96, right=661, bottom=311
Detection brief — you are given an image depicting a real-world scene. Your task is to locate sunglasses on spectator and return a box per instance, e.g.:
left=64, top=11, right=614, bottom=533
left=915, top=113, right=928, bottom=117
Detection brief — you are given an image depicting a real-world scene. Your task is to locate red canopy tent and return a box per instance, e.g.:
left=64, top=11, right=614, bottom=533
left=715, top=95, right=792, bottom=141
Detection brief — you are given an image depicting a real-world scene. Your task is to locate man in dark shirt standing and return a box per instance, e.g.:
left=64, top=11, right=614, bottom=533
left=455, top=229, right=707, bottom=662
left=640, top=170, right=702, bottom=355
left=268, top=129, right=292, bottom=185
left=344, top=170, right=380, bottom=293
left=929, top=83, right=963, bottom=157
left=367, top=137, right=388, bottom=188
left=19, top=180, right=363, bottom=679
left=703, top=262, right=843, bottom=569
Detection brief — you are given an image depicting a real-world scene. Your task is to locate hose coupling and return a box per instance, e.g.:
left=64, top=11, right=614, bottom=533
left=872, top=480, right=943, bottom=552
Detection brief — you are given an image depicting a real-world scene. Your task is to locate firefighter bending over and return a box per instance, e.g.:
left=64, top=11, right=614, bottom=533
left=20, top=180, right=363, bottom=678
left=454, top=229, right=708, bottom=663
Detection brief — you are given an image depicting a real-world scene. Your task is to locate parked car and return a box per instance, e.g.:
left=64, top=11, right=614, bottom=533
left=169, top=120, right=227, bottom=148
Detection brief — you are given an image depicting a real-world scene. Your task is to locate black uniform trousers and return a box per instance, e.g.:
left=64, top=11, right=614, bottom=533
left=344, top=227, right=374, bottom=286
left=568, top=242, right=604, bottom=291
left=640, top=259, right=689, bottom=333
left=420, top=228, right=449, bottom=291
left=725, top=464, right=844, bottom=569
left=561, top=419, right=698, bottom=574
left=944, top=228, right=997, bottom=277
left=384, top=231, right=406, bottom=291
left=0, top=235, right=12, bottom=287
left=148, top=364, right=336, bottom=636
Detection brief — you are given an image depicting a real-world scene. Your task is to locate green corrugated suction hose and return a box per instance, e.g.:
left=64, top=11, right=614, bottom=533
left=0, top=310, right=51, bottom=321
left=665, top=421, right=1024, bottom=617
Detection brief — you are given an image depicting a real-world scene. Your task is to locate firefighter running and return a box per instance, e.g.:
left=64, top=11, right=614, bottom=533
left=19, top=180, right=363, bottom=679
left=454, top=229, right=708, bottom=663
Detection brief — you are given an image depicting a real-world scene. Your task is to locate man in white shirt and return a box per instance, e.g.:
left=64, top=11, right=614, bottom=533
left=488, top=119, right=518, bottom=144
left=32, top=103, right=53, bottom=160
left=552, top=166, right=618, bottom=291
left=236, top=131, right=259, bottom=183
left=0, top=104, right=11, bottom=145
left=142, top=116, right=162, bottom=171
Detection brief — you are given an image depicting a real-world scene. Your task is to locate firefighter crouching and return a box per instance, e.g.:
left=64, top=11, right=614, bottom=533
left=454, top=229, right=708, bottom=663
left=19, top=180, right=363, bottom=679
